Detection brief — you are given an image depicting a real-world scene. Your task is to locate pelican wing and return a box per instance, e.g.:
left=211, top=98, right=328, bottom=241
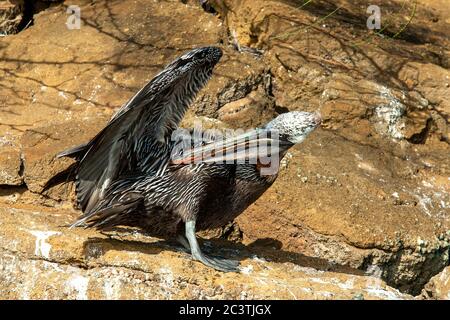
left=70, top=47, right=222, bottom=213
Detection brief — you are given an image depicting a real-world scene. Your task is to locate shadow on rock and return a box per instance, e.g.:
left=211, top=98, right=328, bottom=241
left=82, top=228, right=365, bottom=278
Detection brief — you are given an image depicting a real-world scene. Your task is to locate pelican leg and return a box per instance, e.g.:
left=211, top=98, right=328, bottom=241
left=176, top=234, right=191, bottom=252
left=185, top=220, right=239, bottom=272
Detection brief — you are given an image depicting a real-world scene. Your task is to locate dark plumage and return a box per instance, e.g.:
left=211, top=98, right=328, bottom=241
left=48, top=46, right=321, bottom=272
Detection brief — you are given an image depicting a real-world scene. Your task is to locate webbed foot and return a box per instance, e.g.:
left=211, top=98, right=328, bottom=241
left=184, top=220, right=240, bottom=273
left=192, top=251, right=239, bottom=272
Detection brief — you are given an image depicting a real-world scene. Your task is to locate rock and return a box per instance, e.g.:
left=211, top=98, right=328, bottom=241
left=0, top=203, right=412, bottom=300
left=421, top=267, right=450, bottom=300
left=0, top=0, right=223, bottom=139
left=218, top=0, right=450, bottom=150
left=0, top=0, right=24, bottom=35
left=0, top=137, right=22, bottom=185
left=236, top=129, right=450, bottom=295
left=20, top=119, right=109, bottom=194
left=217, top=87, right=276, bottom=128
left=191, top=51, right=271, bottom=119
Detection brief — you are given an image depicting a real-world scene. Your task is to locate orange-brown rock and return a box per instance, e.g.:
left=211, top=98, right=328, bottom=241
left=421, top=266, right=450, bottom=300
left=0, top=203, right=412, bottom=300
left=0, top=0, right=24, bottom=35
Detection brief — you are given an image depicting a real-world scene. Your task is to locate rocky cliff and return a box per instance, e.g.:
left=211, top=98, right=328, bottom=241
left=0, top=0, right=449, bottom=299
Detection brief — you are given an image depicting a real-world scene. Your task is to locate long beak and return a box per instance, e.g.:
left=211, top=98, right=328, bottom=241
left=171, top=129, right=284, bottom=165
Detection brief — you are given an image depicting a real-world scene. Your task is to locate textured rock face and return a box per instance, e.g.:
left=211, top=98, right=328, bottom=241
left=219, top=0, right=450, bottom=147
left=0, top=0, right=449, bottom=299
left=236, top=129, right=450, bottom=294
left=0, top=0, right=24, bottom=35
left=0, top=204, right=411, bottom=299
left=0, top=142, right=22, bottom=185
left=421, top=267, right=450, bottom=300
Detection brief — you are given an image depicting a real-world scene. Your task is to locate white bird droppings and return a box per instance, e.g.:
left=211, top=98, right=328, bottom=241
left=66, top=275, right=89, bottom=300
left=29, top=230, right=61, bottom=259
left=240, top=265, right=254, bottom=275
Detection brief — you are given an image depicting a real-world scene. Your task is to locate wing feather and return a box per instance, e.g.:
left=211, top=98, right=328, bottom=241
left=72, top=47, right=221, bottom=213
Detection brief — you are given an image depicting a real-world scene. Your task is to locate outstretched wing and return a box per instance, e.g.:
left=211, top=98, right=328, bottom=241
left=73, top=46, right=222, bottom=213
